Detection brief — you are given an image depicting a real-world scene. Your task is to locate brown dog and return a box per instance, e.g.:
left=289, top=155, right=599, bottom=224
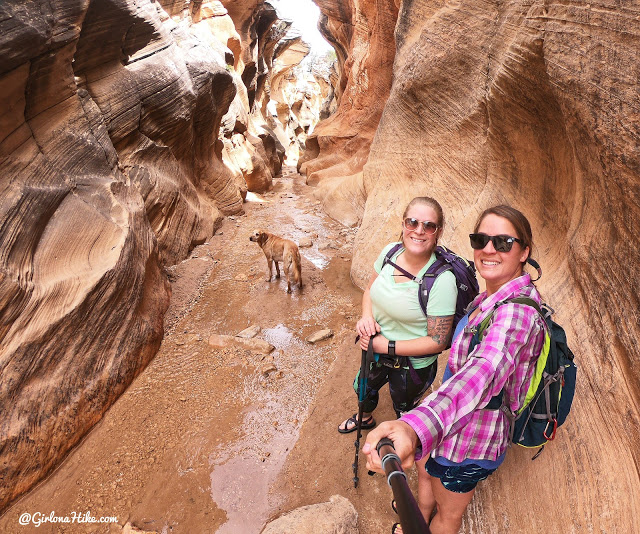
left=249, top=230, right=302, bottom=293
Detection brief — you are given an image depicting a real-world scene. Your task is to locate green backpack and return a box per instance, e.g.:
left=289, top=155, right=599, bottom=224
left=470, top=297, right=577, bottom=457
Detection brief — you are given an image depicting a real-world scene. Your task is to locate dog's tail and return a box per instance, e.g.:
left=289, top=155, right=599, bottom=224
left=294, top=248, right=302, bottom=288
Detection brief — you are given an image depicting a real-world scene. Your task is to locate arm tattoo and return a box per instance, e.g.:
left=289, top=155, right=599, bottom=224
left=427, top=315, right=454, bottom=346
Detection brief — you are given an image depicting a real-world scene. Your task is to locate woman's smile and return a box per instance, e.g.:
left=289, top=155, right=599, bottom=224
left=402, top=205, right=440, bottom=256
left=474, top=214, right=529, bottom=295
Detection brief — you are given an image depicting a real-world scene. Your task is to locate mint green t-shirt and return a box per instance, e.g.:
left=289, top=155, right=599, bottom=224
left=370, top=242, right=458, bottom=369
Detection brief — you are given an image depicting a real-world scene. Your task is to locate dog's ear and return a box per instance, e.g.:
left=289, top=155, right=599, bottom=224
left=258, top=232, right=267, bottom=246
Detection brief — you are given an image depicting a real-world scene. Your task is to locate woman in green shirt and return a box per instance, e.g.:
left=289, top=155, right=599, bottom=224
left=338, top=196, right=457, bottom=428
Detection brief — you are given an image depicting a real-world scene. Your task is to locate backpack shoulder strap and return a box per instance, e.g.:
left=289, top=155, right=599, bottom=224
left=382, top=243, right=404, bottom=268
left=418, top=256, right=453, bottom=315
left=476, top=296, right=544, bottom=342
left=473, top=296, right=547, bottom=410
left=381, top=243, right=418, bottom=280
left=508, top=297, right=543, bottom=318
left=420, top=245, right=458, bottom=297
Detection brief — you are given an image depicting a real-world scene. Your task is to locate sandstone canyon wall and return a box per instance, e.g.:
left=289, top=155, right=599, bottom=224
left=299, top=0, right=399, bottom=227
left=268, top=36, right=326, bottom=165
left=218, top=1, right=331, bottom=192
left=0, top=0, right=324, bottom=513
left=308, top=0, right=639, bottom=531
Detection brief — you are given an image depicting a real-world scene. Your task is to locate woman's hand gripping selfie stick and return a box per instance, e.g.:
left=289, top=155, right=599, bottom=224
left=353, top=334, right=375, bottom=488
left=377, top=438, right=431, bottom=534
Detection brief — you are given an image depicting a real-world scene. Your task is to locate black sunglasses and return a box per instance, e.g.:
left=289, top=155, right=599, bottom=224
left=403, top=218, right=439, bottom=235
left=469, top=233, right=525, bottom=252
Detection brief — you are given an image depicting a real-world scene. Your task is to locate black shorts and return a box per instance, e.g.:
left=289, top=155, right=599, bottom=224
left=353, top=358, right=437, bottom=417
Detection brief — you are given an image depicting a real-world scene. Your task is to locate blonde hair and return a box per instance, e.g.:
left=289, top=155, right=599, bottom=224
left=398, top=197, right=444, bottom=241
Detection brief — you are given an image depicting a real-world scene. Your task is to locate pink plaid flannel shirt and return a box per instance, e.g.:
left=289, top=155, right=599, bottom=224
left=400, top=273, right=546, bottom=462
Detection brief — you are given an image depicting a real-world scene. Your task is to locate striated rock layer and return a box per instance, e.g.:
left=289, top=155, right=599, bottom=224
left=268, top=35, right=329, bottom=165
left=335, top=1, right=639, bottom=532
left=0, top=0, right=318, bottom=513
left=0, top=0, right=178, bottom=512
left=300, top=0, right=399, bottom=227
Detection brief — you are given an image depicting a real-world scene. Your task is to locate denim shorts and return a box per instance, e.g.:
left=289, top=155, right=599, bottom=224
left=425, top=456, right=498, bottom=494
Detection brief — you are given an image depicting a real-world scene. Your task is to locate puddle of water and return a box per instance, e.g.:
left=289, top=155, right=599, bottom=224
left=304, top=252, right=329, bottom=269
left=246, top=191, right=270, bottom=203
left=209, top=394, right=301, bottom=533
left=210, top=454, right=268, bottom=534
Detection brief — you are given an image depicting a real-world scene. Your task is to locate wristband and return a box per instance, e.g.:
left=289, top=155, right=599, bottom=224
left=388, top=340, right=396, bottom=357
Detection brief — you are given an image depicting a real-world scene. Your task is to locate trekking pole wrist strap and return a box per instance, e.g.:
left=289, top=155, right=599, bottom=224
left=387, top=340, right=402, bottom=368
left=388, top=340, right=396, bottom=357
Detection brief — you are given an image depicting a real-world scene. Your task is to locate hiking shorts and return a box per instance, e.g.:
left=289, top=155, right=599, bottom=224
left=425, top=456, right=498, bottom=494
left=353, top=359, right=437, bottom=417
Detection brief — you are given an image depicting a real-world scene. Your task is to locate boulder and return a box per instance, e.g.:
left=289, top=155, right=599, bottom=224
left=208, top=334, right=274, bottom=354
left=261, top=494, right=357, bottom=534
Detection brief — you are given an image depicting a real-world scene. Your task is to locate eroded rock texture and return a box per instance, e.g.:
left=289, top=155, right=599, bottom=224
left=0, top=0, right=316, bottom=513
left=326, top=1, right=639, bottom=532
left=300, top=0, right=399, bottom=227
left=219, top=2, right=331, bottom=192
left=0, top=0, right=176, bottom=512
left=268, top=36, right=329, bottom=165
left=216, top=1, right=282, bottom=193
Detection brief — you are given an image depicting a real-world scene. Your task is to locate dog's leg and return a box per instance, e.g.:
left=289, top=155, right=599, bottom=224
left=275, top=261, right=281, bottom=279
left=266, top=258, right=273, bottom=282
left=295, top=250, right=302, bottom=290
left=283, top=259, right=292, bottom=293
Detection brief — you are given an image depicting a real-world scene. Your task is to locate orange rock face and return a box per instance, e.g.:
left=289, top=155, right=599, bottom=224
left=317, top=1, right=639, bottom=531
left=300, top=0, right=399, bottom=226
left=0, top=0, right=185, bottom=512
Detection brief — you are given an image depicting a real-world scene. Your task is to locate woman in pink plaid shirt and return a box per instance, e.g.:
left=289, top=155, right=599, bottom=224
left=364, top=205, right=546, bottom=534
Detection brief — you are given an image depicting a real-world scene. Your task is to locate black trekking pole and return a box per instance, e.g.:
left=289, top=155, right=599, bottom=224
left=377, top=438, right=431, bottom=534
left=353, top=335, right=375, bottom=488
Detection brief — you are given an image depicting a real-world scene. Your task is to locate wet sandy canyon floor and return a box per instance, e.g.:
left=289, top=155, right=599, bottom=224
left=1, top=168, right=423, bottom=534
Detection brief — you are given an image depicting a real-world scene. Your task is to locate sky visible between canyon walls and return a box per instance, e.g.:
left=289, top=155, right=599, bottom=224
left=270, top=0, right=333, bottom=53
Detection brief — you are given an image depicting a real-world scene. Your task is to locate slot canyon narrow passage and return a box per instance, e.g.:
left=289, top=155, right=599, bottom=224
left=0, top=168, right=404, bottom=533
